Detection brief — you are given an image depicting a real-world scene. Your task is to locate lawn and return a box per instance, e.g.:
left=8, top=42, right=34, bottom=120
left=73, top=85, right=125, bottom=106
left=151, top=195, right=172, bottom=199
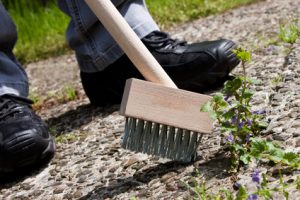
left=3, top=0, right=261, bottom=64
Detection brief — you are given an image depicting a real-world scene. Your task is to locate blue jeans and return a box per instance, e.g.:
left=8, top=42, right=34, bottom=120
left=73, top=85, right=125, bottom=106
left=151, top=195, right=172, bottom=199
left=0, top=0, right=159, bottom=97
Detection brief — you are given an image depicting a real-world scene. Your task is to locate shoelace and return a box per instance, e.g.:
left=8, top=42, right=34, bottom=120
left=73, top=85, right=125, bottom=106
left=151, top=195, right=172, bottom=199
left=142, top=31, right=186, bottom=50
left=0, top=98, right=23, bottom=121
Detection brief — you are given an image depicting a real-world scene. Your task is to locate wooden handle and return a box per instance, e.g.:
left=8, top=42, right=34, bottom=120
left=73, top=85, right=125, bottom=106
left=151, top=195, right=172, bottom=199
left=85, top=0, right=177, bottom=88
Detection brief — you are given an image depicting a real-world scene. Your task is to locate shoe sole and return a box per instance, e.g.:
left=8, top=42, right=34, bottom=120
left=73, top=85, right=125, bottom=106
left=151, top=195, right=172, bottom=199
left=0, top=134, right=55, bottom=174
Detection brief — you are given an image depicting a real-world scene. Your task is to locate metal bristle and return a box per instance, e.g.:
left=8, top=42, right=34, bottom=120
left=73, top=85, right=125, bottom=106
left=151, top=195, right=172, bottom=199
left=121, top=117, right=204, bottom=163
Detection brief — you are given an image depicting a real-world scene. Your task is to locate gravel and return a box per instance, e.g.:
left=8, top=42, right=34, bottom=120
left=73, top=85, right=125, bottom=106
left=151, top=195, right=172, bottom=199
left=1, top=0, right=300, bottom=199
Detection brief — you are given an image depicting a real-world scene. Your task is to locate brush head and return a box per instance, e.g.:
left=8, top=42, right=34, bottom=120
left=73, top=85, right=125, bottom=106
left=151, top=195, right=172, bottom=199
left=122, top=117, right=203, bottom=162
left=119, top=78, right=213, bottom=162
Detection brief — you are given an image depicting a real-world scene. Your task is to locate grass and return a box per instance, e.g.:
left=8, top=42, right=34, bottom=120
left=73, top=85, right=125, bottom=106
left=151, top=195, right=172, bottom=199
left=146, top=0, right=262, bottom=29
left=3, top=0, right=69, bottom=64
left=4, top=0, right=262, bottom=64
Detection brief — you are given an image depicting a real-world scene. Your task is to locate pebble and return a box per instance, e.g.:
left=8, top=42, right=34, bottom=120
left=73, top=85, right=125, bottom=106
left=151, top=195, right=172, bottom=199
left=161, top=172, right=178, bottom=183
left=73, top=190, right=82, bottom=198
left=53, top=186, right=64, bottom=194
left=2, top=1, right=300, bottom=200
left=165, top=183, right=178, bottom=191
left=77, top=175, right=87, bottom=183
left=123, top=156, right=140, bottom=168
left=296, top=139, right=300, bottom=147
left=273, top=133, right=292, bottom=141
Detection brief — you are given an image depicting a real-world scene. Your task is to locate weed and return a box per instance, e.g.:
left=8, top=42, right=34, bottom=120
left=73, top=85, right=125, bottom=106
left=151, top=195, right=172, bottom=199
left=185, top=169, right=300, bottom=199
left=55, top=132, right=88, bottom=144
left=197, top=47, right=300, bottom=199
left=63, top=85, right=77, bottom=101
left=201, top=48, right=300, bottom=171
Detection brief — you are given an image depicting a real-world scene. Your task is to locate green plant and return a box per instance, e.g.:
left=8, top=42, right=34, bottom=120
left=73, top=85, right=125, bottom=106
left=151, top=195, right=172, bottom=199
left=278, top=23, right=299, bottom=45
left=202, top=48, right=264, bottom=170
left=28, top=90, right=42, bottom=104
left=271, top=74, right=283, bottom=88
left=201, top=48, right=300, bottom=171
left=55, top=131, right=88, bottom=144
left=63, top=85, right=77, bottom=101
left=185, top=169, right=300, bottom=200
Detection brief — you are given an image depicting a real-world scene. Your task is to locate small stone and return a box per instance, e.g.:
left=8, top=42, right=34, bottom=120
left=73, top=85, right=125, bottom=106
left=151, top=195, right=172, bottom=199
left=293, top=132, right=300, bottom=137
left=291, top=120, right=300, bottom=128
left=20, top=183, right=32, bottom=190
left=161, top=172, right=177, bottom=183
left=165, top=183, right=177, bottom=191
left=49, top=169, right=57, bottom=176
left=108, top=166, right=118, bottom=173
left=265, top=122, right=282, bottom=133
left=124, top=156, right=139, bottom=168
left=131, top=163, right=145, bottom=170
left=266, top=135, right=274, bottom=141
left=73, top=190, right=82, bottom=198
left=296, top=139, right=300, bottom=147
left=148, top=179, right=160, bottom=187
left=272, top=127, right=283, bottom=134
left=77, top=175, right=87, bottom=183
left=53, top=186, right=64, bottom=194
left=286, top=139, right=296, bottom=147
left=137, top=189, right=151, bottom=198
left=98, top=166, right=107, bottom=173
left=273, top=133, right=292, bottom=141
left=278, top=88, right=290, bottom=93
left=63, top=193, right=73, bottom=200
left=31, top=190, right=44, bottom=197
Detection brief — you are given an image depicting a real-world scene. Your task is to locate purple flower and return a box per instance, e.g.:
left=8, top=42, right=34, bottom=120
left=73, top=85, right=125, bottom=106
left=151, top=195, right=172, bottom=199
left=266, top=45, right=275, bottom=53
left=227, top=133, right=234, bottom=143
left=238, top=121, right=245, bottom=129
left=252, top=110, right=266, bottom=115
left=224, top=95, right=229, bottom=101
left=252, top=169, right=261, bottom=184
left=231, top=115, right=238, bottom=124
left=233, top=182, right=241, bottom=190
left=247, top=119, right=253, bottom=126
left=248, top=194, right=258, bottom=200
left=245, top=133, right=252, bottom=142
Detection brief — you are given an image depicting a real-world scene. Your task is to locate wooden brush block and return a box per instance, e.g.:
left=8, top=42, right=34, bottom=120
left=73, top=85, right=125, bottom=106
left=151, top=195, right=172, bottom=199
left=120, top=78, right=214, bottom=134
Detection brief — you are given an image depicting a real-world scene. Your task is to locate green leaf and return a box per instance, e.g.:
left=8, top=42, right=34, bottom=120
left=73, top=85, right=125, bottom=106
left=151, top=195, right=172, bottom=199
left=222, top=109, right=236, bottom=121
left=232, top=48, right=252, bottom=62
left=279, top=24, right=299, bottom=44
left=250, top=138, right=267, bottom=158
left=200, top=101, right=217, bottom=120
left=236, top=185, right=248, bottom=200
left=296, top=177, right=300, bottom=190
left=232, top=78, right=243, bottom=90
left=240, top=153, right=252, bottom=164
left=283, top=152, right=299, bottom=163
left=247, top=78, right=262, bottom=85
left=213, top=93, right=224, bottom=103
left=258, top=121, right=269, bottom=129
left=223, top=77, right=243, bottom=95
left=282, top=152, right=300, bottom=168
left=242, top=89, right=254, bottom=100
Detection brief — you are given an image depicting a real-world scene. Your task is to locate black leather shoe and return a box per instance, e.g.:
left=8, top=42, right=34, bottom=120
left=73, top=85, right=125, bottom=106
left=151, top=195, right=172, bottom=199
left=81, top=31, right=240, bottom=106
left=0, top=94, right=55, bottom=174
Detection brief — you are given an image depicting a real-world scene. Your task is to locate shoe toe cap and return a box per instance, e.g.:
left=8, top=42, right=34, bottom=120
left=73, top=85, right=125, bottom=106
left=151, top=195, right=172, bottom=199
left=0, top=128, right=55, bottom=171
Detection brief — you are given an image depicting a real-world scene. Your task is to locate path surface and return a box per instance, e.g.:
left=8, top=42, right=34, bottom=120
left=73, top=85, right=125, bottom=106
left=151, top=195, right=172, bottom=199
left=1, top=0, right=300, bottom=199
